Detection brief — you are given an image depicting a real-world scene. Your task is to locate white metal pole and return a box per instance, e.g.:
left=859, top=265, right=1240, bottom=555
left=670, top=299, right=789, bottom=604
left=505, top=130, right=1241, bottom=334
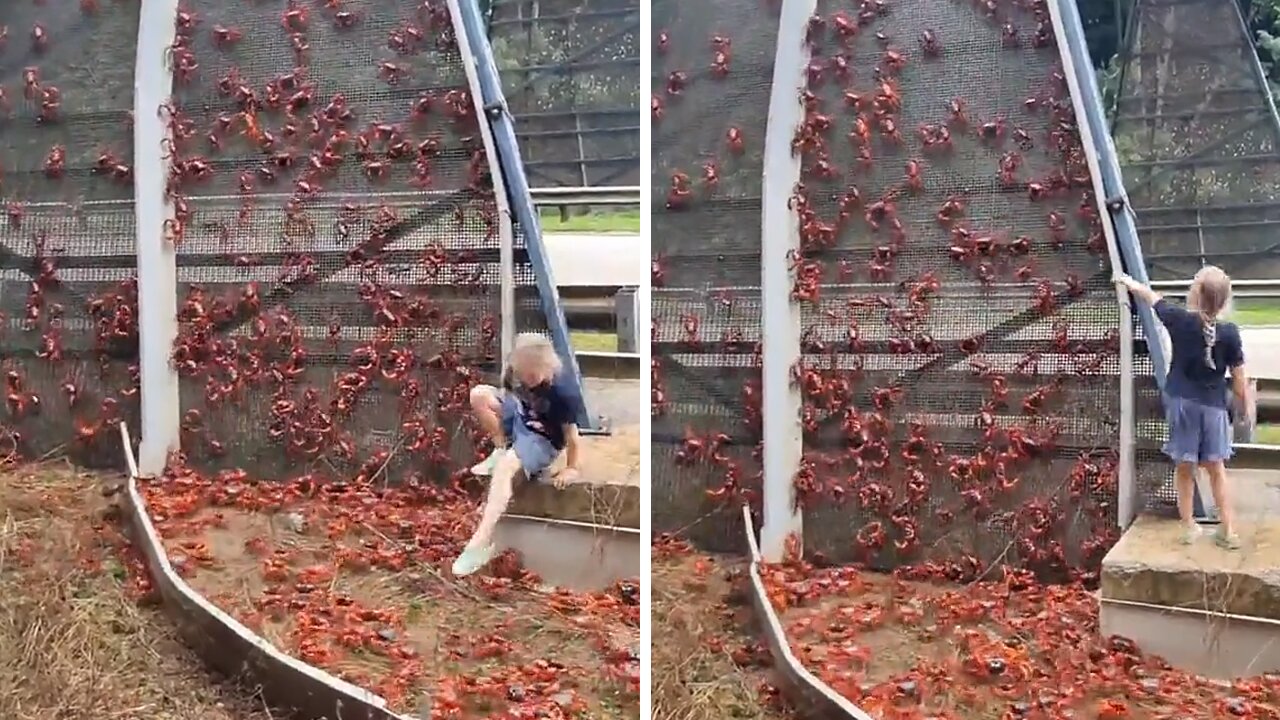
left=134, top=0, right=181, bottom=476
left=1118, top=295, right=1137, bottom=529
left=758, top=0, right=813, bottom=563
left=1047, top=0, right=1139, bottom=529
left=449, top=0, right=516, bottom=362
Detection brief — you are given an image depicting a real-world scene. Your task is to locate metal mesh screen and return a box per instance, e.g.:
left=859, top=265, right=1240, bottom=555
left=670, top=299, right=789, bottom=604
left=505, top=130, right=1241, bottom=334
left=1112, top=0, right=1280, bottom=281
left=0, top=1, right=141, bottom=468
left=165, top=0, right=545, bottom=482
left=790, top=0, right=1130, bottom=578
left=489, top=0, right=639, bottom=186
left=649, top=0, right=778, bottom=554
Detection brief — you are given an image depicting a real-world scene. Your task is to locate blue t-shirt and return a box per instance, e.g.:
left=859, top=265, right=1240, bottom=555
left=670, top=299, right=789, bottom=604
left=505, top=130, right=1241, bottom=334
left=505, top=370, right=584, bottom=449
left=1154, top=298, right=1244, bottom=409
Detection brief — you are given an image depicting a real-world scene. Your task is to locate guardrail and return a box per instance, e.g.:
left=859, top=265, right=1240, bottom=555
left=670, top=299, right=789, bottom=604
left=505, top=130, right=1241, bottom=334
left=528, top=186, right=641, bottom=207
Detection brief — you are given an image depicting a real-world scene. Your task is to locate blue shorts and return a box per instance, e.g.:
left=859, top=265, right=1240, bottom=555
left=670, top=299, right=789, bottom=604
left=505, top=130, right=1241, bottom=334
left=499, top=392, right=560, bottom=479
left=1163, top=393, right=1233, bottom=464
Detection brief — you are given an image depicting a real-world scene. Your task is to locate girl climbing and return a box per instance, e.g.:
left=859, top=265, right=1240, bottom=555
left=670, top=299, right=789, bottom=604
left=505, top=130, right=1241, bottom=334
left=1115, top=266, right=1250, bottom=549
left=452, top=333, right=586, bottom=576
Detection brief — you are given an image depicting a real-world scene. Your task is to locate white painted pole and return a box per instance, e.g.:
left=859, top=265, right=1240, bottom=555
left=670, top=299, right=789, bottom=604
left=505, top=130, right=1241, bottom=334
left=1047, top=0, right=1141, bottom=529
left=1118, top=295, right=1138, bottom=529
left=449, top=0, right=516, bottom=362
left=758, top=0, right=813, bottom=563
left=134, top=0, right=181, bottom=477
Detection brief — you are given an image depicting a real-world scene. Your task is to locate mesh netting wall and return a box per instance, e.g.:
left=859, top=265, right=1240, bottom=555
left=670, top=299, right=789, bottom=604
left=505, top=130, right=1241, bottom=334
left=791, top=0, right=1133, bottom=579
left=649, top=0, right=778, bottom=554
left=1112, top=0, right=1280, bottom=281
left=0, top=1, right=141, bottom=469
left=164, top=0, right=546, bottom=483
left=489, top=0, right=639, bottom=186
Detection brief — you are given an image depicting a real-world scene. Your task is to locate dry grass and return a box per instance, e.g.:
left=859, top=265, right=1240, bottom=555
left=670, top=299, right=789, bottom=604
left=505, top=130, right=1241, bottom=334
left=0, top=462, right=273, bottom=720
left=651, top=551, right=794, bottom=720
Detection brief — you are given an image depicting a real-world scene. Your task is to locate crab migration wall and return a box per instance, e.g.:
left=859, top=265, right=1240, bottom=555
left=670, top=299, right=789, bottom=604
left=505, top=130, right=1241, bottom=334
left=650, top=0, right=778, bottom=554
left=652, top=0, right=1167, bottom=579
left=488, top=0, right=640, bottom=187
left=0, top=1, right=142, bottom=469
left=0, top=1, right=571, bottom=485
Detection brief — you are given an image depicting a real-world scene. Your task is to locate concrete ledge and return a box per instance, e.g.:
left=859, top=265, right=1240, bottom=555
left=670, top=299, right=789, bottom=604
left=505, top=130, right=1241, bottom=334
left=740, top=507, right=875, bottom=720
left=508, top=478, right=639, bottom=528
left=1101, top=515, right=1280, bottom=620
left=117, top=424, right=416, bottom=720
left=496, top=514, right=639, bottom=591
left=1099, top=596, right=1280, bottom=680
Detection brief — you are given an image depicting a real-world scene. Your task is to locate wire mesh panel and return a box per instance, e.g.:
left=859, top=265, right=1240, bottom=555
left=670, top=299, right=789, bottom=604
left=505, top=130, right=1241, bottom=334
left=1112, top=0, right=1280, bottom=281
left=489, top=0, right=639, bottom=186
left=783, top=0, right=1152, bottom=581
left=162, top=1, right=545, bottom=483
left=650, top=0, right=779, bottom=554
left=0, top=1, right=141, bottom=468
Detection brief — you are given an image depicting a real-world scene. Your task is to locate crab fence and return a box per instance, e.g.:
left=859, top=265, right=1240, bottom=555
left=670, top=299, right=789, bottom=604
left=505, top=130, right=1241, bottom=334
left=0, top=1, right=142, bottom=469
left=488, top=0, right=640, bottom=187
left=651, top=0, right=1166, bottom=579
left=0, top=0, right=569, bottom=486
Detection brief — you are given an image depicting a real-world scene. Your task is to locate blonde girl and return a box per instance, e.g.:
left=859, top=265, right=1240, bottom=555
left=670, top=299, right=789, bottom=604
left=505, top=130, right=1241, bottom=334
left=1116, top=267, right=1249, bottom=549
left=452, top=333, right=585, bottom=575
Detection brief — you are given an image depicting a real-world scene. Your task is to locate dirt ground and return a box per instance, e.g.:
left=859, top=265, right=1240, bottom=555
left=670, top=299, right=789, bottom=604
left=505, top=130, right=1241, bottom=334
left=764, top=559, right=1280, bottom=719
left=140, top=463, right=640, bottom=718
left=0, top=462, right=274, bottom=720
left=651, top=537, right=796, bottom=720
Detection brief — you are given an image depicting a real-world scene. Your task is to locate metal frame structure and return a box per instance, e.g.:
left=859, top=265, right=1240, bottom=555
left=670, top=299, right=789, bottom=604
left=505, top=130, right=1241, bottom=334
left=1050, top=0, right=1144, bottom=530
left=486, top=0, right=639, bottom=189
left=454, top=0, right=597, bottom=430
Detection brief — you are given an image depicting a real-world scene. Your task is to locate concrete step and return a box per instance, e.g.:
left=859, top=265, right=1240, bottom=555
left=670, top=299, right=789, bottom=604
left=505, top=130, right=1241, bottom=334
left=1101, top=515, right=1280, bottom=620
left=505, top=425, right=640, bottom=528
left=1100, top=514, right=1280, bottom=679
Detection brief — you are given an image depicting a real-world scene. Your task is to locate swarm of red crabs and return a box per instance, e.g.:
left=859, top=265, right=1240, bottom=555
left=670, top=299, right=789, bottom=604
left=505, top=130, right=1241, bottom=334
left=126, top=461, right=639, bottom=717
left=1, top=0, right=525, bottom=479
left=654, top=0, right=1126, bottom=578
left=757, top=546, right=1280, bottom=719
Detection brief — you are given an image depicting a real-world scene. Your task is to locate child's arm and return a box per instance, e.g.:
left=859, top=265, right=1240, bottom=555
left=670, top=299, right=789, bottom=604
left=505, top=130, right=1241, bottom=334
left=562, top=423, right=581, bottom=472
left=1114, top=273, right=1162, bottom=306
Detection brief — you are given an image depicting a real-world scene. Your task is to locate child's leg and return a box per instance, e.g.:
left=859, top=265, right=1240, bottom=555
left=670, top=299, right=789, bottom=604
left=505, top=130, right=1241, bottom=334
left=1163, top=395, right=1201, bottom=530
left=1202, top=461, right=1236, bottom=538
left=469, top=384, right=507, bottom=446
left=453, top=417, right=559, bottom=575
left=1174, top=461, right=1197, bottom=526
left=1200, top=403, right=1238, bottom=545
left=469, top=387, right=516, bottom=476
left=464, top=449, right=521, bottom=552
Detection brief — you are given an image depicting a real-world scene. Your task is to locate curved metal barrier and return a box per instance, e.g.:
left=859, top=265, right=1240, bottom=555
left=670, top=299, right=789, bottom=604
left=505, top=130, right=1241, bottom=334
left=739, top=506, right=874, bottom=720
left=117, top=423, right=412, bottom=720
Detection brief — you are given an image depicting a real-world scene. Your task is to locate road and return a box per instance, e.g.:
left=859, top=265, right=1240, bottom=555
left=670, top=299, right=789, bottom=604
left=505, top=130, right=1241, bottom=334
left=1242, top=328, right=1280, bottom=379
left=544, top=233, right=643, bottom=288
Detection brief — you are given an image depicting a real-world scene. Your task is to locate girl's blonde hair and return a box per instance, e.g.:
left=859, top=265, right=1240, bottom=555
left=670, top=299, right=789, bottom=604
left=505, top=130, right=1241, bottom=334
left=1187, top=265, right=1233, bottom=370
left=509, top=332, right=563, bottom=377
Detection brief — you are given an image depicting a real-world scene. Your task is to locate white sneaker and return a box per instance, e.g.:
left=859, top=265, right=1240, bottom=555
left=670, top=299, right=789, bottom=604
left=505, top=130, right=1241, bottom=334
left=1180, top=523, right=1201, bottom=545
left=470, top=448, right=504, bottom=476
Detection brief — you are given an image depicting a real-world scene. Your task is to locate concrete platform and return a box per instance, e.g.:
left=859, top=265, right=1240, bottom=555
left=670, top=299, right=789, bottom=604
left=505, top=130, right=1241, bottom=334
left=1101, top=515, right=1280, bottom=618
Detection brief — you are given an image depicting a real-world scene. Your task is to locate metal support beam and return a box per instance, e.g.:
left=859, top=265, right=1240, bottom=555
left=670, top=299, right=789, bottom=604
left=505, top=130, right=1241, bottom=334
left=135, top=0, right=181, bottom=477
left=1052, top=0, right=1209, bottom=519
left=452, top=0, right=596, bottom=430
left=759, top=0, right=812, bottom=563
